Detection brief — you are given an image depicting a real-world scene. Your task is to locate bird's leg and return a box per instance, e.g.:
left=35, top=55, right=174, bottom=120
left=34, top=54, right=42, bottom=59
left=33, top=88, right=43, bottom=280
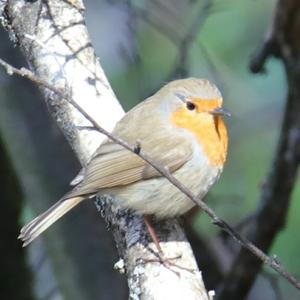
left=143, top=215, right=164, bottom=255
left=141, top=215, right=193, bottom=273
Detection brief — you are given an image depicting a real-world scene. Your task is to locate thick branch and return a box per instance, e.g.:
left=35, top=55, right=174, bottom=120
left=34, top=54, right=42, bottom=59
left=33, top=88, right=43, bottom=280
left=1, top=0, right=209, bottom=298
left=217, top=1, right=300, bottom=299
left=0, top=24, right=127, bottom=299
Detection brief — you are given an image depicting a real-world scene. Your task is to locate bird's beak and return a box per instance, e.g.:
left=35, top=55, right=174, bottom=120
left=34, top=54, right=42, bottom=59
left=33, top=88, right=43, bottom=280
left=210, top=107, right=231, bottom=117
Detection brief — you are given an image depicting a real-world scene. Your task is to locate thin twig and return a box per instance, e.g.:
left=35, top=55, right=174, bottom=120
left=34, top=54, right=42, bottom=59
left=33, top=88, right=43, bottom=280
left=167, top=0, right=213, bottom=78
left=0, top=57, right=300, bottom=291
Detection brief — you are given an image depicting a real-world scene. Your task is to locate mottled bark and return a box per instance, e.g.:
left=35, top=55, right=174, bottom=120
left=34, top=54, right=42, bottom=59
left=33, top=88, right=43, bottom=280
left=1, top=0, right=209, bottom=299
left=0, top=22, right=126, bottom=300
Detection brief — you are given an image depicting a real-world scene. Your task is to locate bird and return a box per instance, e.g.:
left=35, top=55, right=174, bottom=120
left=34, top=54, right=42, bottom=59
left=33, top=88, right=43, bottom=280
left=19, top=77, right=229, bottom=247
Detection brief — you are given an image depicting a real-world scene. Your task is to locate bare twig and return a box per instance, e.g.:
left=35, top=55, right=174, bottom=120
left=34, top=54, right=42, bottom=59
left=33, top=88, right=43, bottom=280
left=126, top=0, right=213, bottom=80
left=168, top=0, right=213, bottom=78
left=1, top=58, right=300, bottom=292
left=130, top=6, right=179, bottom=44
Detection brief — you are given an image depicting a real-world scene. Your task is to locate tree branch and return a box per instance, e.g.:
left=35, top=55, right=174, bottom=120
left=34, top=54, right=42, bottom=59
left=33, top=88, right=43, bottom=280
left=217, top=1, right=300, bottom=299
left=0, top=24, right=127, bottom=299
left=168, top=0, right=213, bottom=78
left=1, top=0, right=209, bottom=298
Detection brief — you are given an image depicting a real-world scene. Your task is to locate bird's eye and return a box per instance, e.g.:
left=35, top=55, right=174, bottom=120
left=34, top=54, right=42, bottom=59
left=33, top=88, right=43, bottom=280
left=186, top=101, right=196, bottom=111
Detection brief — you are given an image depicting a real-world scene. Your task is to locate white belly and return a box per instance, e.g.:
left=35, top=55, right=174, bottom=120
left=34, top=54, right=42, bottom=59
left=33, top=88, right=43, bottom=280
left=109, top=145, right=221, bottom=218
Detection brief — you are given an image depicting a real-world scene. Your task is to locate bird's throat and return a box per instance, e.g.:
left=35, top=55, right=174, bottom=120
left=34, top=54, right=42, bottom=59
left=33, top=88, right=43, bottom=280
left=171, top=109, right=228, bottom=167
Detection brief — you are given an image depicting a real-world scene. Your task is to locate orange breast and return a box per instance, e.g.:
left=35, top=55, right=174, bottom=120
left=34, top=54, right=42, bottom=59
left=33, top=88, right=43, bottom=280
left=170, top=107, right=228, bottom=167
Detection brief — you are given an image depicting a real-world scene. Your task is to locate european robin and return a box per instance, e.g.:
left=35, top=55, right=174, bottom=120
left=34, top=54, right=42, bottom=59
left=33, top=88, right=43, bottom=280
left=19, top=78, right=229, bottom=247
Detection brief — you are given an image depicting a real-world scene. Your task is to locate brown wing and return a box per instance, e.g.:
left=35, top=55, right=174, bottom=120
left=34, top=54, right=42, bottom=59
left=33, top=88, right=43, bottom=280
left=68, top=134, right=193, bottom=197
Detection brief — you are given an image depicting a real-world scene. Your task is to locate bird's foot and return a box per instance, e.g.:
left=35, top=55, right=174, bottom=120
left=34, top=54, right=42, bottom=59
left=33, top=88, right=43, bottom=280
left=136, top=251, right=194, bottom=276
left=141, top=215, right=195, bottom=274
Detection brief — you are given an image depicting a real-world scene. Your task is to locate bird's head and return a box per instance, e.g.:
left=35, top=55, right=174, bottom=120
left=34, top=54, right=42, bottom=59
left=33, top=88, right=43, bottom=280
left=159, top=78, right=230, bottom=167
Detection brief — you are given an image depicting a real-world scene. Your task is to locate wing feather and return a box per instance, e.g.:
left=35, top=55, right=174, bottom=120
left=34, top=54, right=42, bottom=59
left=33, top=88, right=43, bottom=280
left=68, top=134, right=193, bottom=198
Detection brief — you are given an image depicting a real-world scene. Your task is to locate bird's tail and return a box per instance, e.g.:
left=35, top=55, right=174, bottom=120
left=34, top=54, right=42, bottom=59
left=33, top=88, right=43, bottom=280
left=19, top=196, right=84, bottom=247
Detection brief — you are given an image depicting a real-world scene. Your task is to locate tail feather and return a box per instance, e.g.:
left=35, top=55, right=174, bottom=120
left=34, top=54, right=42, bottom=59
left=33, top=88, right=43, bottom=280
left=19, top=196, right=84, bottom=247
